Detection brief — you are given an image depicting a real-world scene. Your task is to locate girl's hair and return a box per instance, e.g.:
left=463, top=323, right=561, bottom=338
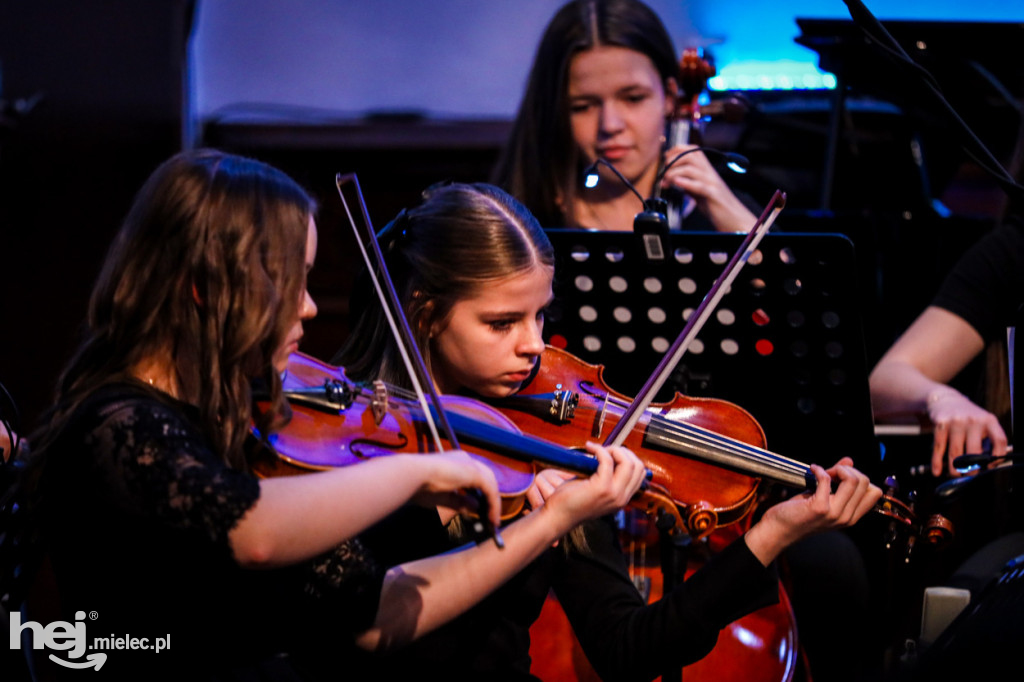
left=33, top=148, right=314, bottom=470
left=491, top=0, right=678, bottom=227
left=335, top=182, right=554, bottom=390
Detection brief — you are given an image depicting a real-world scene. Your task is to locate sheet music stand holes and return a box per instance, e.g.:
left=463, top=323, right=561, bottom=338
left=674, top=248, right=694, bottom=264
left=614, top=307, right=632, bottom=323
left=605, top=248, right=625, bottom=263
left=648, top=307, right=667, bottom=324
left=797, top=397, right=816, bottom=414
left=543, top=230, right=875, bottom=467
left=710, top=250, right=729, bottom=265
left=574, top=275, right=594, bottom=292
left=716, top=309, right=736, bottom=326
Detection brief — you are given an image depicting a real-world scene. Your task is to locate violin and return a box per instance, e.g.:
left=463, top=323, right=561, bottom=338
left=252, top=351, right=687, bottom=527
left=488, top=345, right=955, bottom=555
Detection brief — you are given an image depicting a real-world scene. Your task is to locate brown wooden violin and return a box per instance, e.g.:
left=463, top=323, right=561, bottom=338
left=487, top=344, right=954, bottom=557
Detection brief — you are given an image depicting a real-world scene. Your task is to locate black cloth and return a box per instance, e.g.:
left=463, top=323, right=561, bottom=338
left=344, top=508, right=778, bottom=682
left=30, top=381, right=385, bottom=680
left=932, top=215, right=1024, bottom=343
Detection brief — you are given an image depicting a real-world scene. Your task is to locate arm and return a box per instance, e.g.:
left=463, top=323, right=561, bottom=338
left=661, top=145, right=757, bottom=233
left=869, top=306, right=1007, bottom=475
left=231, top=451, right=502, bottom=568
left=356, top=442, right=648, bottom=651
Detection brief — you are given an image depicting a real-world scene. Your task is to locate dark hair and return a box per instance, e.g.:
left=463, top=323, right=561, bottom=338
left=491, top=0, right=678, bottom=226
left=33, top=148, right=314, bottom=470
left=336, top=182, right=553, bottom=389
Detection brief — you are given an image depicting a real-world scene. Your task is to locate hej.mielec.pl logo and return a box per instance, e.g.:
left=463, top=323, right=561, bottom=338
left=10, top=609, right=171, bottom=671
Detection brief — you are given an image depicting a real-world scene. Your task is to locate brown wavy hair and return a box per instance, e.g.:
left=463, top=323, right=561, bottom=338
left=33, top=148, right=313, bottom=470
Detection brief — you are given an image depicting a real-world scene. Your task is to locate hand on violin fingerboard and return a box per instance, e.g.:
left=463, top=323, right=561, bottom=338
left=744, top=457, right=882, bottom=567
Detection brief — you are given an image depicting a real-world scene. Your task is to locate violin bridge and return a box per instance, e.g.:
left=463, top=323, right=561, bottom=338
left=371, top=380, right=388, bottom=426
left=593, top=392, right=609, bottom=439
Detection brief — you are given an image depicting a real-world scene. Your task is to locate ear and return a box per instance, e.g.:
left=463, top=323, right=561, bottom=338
left=664, top=77, right=679, bottom=117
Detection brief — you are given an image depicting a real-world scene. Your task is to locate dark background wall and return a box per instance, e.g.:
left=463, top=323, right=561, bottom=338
left=1, top=0, right=1022, bottom=441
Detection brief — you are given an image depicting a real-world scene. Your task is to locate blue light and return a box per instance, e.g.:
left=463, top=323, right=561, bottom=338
left=585, top=173, right=599, bottom=189
left=709, top=60, right=837, bottom=92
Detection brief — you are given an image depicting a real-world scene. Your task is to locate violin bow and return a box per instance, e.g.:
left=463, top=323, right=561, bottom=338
left=335, top=173, right=503, bottom=547
left=603, top=190, right=787, bottom=452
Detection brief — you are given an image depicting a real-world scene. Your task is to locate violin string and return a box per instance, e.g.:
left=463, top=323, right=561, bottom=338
left=358, top=377, right=807, bottom=482
left=587, top=392, right=809, bottom=479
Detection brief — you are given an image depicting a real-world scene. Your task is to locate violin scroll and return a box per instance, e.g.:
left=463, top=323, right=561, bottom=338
left=876, top=476, right=954, bottom=562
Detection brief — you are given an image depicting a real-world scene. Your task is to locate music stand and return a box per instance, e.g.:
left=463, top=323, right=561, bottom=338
left=543, top=229, right=879, bottom=473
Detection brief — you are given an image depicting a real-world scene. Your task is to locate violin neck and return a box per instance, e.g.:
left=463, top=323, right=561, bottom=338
left=644, top=415, right=813, bottom=490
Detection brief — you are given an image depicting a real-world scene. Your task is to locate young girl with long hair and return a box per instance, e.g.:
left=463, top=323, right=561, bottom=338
left=335, top=181, right=881, bottom=680
left=492, top=0, right=758, bottom=233
left=9, top=149, right=646, bottom=680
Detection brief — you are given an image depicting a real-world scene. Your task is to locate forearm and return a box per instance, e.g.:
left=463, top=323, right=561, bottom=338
left=869, top=358, right=952, bottom=416
left=230, top=455, right=444, bottom=567
left=706, top=195, right=757, bottom=233
left=356, top=504, right=572, bottom=651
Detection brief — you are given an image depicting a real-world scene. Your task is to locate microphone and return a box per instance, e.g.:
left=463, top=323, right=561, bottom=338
left=582, top=146, right=750, bottom=235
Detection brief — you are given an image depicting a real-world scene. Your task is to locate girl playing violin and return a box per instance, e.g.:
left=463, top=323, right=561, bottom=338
left=491, top=0, right=758, bottom=233
left=6, top=149, right=647, bottom=680
left=334, top=181, right=882, bottom=680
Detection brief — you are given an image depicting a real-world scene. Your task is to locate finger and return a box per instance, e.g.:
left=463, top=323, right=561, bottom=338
left=989, top=421, right=1009, bottom=457
left=854, top=483, right=884, bottom=521
left=932, top=425, right=949, bottom=477
left=808, top=464, right=832, bottom=506
left=946, top=421, right=967, bottom=460
left=472, top=461, right=502, bottom=530
left=526, top=485, right=545, bottom=511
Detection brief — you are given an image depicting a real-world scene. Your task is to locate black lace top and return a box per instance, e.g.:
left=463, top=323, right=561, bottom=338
left=34, top=381, right=384, bottom=679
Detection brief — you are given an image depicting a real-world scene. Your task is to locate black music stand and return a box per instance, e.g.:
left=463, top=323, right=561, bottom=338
left=543, top=229, right=879, bottom=475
